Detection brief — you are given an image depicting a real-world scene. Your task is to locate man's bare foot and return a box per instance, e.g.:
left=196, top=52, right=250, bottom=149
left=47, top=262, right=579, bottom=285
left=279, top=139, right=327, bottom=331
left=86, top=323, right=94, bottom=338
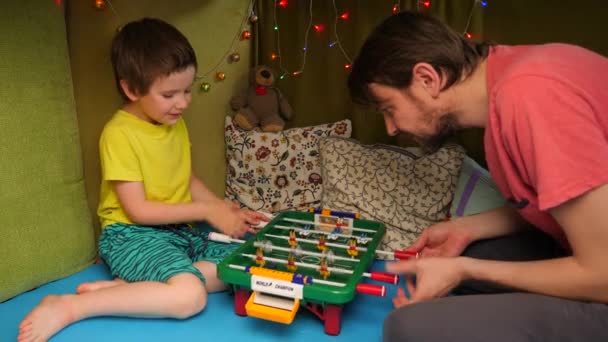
left=18, top=295, right=76, bottom=342
left=76, top=278, right=125, bottom=294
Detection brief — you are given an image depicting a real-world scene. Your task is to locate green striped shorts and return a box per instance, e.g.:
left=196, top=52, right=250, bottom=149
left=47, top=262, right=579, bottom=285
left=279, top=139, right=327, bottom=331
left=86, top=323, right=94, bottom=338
left=98, top=223, right=239, bottom=284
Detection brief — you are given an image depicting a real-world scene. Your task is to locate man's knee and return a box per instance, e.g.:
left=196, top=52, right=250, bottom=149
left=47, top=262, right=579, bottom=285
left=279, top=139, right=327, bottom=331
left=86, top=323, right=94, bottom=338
left=383, top=306, right=431, bottom=342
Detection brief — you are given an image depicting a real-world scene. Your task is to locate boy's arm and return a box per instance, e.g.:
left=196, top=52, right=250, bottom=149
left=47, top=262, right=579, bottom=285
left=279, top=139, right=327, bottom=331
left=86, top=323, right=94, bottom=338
left=189, top=173, right=219, bottom=203
left=114, top=180, right=257, bottom=237
left=114, top=180, right=216, bottom=225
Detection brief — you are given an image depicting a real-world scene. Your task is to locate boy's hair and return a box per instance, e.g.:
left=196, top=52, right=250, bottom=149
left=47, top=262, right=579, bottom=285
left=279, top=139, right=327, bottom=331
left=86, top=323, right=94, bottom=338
left=111, top=18, right=197, bottom=101
left=348, top=11, right=493, bottom=106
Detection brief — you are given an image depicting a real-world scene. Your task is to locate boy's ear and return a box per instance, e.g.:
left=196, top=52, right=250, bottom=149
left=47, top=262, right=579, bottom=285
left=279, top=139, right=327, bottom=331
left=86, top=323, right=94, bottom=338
left=119, top=79, right=140, bottom=101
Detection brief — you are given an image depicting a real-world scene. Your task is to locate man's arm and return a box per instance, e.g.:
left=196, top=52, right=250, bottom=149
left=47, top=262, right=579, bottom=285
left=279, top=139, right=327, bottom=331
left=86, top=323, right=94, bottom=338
left=460, top=184, right=608, bottom=303
left=453, top=205, right=531, bottom=242
left=403, top=205, right=530, bottom=259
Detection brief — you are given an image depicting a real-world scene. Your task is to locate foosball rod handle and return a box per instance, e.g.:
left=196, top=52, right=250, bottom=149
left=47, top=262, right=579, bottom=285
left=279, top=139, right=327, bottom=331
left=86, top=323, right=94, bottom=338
left=356, top=283, right=386, bottom=297
left=394, top=250, right=419, bottom=260
left=364, top=271, right=399, bottom=285
left=375, top=249, right=419, bottom=260
left=208, top=232, right=245, bottom=244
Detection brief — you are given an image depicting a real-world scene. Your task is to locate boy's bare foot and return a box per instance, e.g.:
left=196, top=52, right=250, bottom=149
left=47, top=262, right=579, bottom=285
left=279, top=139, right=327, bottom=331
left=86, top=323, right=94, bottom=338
left=18, top=295, right=76, bottom=342
left=76, top=278, right=125, bottom=294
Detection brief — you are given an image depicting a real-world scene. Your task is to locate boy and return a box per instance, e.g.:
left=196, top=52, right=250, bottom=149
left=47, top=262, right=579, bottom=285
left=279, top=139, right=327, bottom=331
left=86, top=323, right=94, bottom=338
left=19, top=18, right=267, bottom=342
left=348, top=10, right=608, bottom=342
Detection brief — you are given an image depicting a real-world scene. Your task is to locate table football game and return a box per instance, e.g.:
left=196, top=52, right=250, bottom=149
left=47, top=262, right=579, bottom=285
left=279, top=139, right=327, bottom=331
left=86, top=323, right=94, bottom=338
left=211, top=209, right=416, bottom=336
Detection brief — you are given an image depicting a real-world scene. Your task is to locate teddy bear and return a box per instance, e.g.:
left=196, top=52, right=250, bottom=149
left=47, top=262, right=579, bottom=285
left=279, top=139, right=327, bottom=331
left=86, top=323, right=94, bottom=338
left=230, top=65, right=293, bottom=132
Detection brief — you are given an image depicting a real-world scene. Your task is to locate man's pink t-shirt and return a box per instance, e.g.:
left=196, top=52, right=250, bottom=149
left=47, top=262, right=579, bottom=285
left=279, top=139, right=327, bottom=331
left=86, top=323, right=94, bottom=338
left=484, top=44, right=608, bottom=249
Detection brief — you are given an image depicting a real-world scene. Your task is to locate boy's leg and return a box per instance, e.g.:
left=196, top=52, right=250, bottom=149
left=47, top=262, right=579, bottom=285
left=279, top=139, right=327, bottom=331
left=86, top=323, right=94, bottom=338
left=99, top=224, right=207, bottom=280
left=188, top=224, right=241, bottom=293
left=76, top=278, right=126, bottom=294
left=193, top=260, right=227, bottom=292
left=19, top=224, right=209, bottom=342
left=19, top=273, right=206, bottom=342
left=383, top=292, right=608, bottom=342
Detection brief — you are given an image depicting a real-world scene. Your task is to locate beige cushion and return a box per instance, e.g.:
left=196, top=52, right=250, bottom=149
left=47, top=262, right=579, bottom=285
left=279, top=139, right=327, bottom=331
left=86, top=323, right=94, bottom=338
left=319, top=137, right=465, bottom=257
left=224, top=116, right=352, bottom=213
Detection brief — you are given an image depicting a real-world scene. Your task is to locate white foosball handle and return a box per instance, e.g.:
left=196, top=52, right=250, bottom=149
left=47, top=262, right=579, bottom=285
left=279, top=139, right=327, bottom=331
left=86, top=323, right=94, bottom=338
left=208, top=232, right=233, bottom=244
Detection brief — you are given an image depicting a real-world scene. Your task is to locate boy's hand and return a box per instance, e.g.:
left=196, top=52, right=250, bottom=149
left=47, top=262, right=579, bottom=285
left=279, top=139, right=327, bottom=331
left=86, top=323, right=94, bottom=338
left=205, top=200, right=250, bottom=238
left=238, top=209, right=271, bottom=234
left=204, top=201, right=271, bottom=238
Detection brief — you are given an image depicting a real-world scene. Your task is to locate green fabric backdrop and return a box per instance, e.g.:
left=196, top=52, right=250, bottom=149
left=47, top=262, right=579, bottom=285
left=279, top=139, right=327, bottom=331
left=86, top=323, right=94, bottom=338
left=0, top=0, right=96, bottom=302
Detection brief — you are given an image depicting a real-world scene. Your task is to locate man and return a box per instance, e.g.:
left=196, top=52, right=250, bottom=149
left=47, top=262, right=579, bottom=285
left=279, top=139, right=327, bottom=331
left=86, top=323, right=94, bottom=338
left=348, top=10, right=608, bottom=341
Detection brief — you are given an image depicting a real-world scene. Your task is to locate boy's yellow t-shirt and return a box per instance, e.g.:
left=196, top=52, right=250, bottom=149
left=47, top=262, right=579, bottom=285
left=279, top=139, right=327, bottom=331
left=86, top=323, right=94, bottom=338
left=97, top=110, right=192, bottom=228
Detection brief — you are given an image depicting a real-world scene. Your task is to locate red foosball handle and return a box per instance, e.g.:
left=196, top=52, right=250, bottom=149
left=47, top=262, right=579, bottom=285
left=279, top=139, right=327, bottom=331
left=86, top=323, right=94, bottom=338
left=369, top=272, right=399, bottom=285
left=356, top=283, right=386, bottom=297
left=394, top=250, right=418, bottom=260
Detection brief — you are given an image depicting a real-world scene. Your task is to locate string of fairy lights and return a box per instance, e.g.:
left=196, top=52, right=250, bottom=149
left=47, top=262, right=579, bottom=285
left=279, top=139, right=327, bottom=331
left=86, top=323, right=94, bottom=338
left=95, top=0, right=256, bottom=93
left=271, top=0, right=488, bottom=80
left=92, top=0, right=488, bottom=93
left=271, top=0, right=355, bottom=80
left=393, top=0, right=488, bottom=37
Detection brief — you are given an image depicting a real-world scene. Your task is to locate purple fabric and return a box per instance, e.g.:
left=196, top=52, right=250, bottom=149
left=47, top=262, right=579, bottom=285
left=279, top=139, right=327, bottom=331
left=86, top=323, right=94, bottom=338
left=455, top=170, right=482, bottom=216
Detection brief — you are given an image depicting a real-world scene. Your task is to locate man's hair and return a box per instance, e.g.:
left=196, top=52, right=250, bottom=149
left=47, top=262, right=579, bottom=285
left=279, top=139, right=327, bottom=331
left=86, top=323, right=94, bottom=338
left=348, top=11, right=492, bottom=106
left=111, top=18, right=197, bottom=101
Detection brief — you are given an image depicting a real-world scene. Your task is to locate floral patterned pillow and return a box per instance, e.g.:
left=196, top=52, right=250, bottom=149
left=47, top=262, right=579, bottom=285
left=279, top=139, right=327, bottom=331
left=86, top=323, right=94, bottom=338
left=319, top=137, right=465, bottom=258
left=224, top=116, right=352, bottom=213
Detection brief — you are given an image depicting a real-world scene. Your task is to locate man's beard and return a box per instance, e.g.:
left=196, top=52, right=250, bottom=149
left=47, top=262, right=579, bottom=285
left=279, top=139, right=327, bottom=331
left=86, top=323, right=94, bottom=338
left=411, top=114, right=459, bottom=154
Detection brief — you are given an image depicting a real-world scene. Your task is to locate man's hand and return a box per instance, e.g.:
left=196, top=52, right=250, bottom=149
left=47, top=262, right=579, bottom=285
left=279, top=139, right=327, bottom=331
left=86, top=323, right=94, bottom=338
left=387, top=257, right=466, bottom=308
left=406, top=220, right=473, bottom=258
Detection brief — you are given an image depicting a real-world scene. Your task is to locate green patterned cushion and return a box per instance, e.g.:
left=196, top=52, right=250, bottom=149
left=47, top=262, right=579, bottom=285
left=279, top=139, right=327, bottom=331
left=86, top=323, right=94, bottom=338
left=0, top=1, right=96, bottom=302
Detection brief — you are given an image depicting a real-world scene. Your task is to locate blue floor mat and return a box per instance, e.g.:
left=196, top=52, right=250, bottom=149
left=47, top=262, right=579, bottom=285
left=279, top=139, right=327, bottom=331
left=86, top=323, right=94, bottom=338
left=1, top=261, right=400, bottom=341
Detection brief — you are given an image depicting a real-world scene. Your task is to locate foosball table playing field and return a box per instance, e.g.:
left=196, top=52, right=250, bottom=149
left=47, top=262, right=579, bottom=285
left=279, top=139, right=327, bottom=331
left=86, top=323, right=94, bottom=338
left=209, top=209, right=418, bottom=336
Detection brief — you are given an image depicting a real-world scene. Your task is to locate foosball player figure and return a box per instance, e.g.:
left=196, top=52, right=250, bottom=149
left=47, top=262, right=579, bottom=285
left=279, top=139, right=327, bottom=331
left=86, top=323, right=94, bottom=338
left=255, top=247, right=266, bottom=267
left=286, top=253, right=297, bottom=272
left=347, top=238, right=359, bottom=258
left=300, top=224, right=312, bottom=237
left=319, top=257, right=330, bottom=279
left=288, top=229, right=298, bottom=247
left=317, top=234, right=328, bottom=252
